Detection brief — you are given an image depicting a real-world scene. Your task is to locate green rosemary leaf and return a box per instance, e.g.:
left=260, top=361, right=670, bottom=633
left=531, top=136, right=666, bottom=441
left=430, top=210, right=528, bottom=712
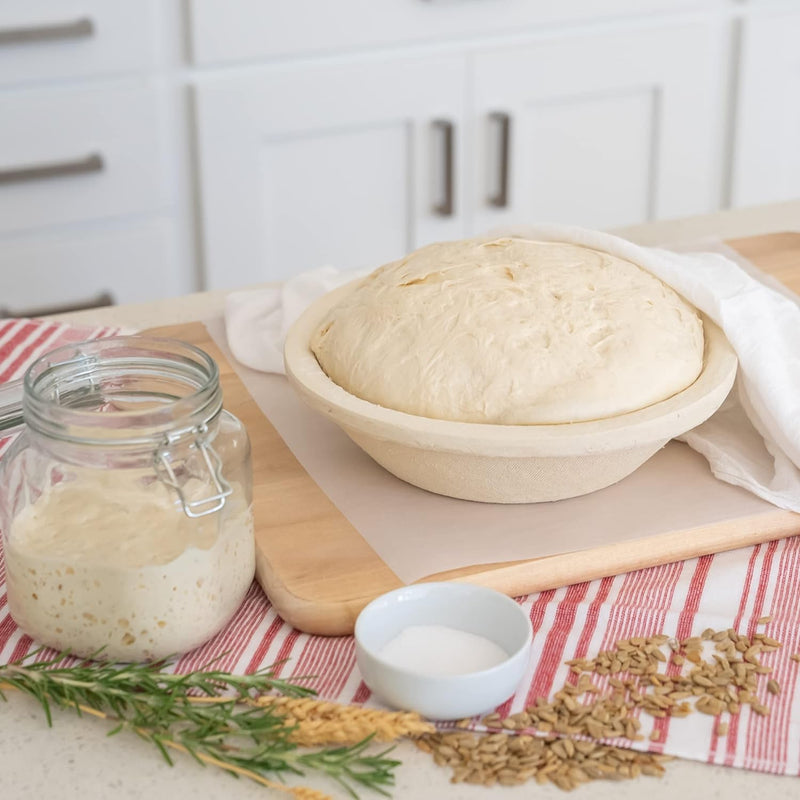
left=0, top=651, right=402, bottom=798
left=150, top=732, right=175, bottom=767
left=3, top=672, right=55, bottom=727
left=296, top=739, right=399, bottom=798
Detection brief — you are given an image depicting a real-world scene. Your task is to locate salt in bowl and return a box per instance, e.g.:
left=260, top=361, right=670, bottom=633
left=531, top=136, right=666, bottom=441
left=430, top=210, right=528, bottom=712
left=354, top=582, right=532, bottom=721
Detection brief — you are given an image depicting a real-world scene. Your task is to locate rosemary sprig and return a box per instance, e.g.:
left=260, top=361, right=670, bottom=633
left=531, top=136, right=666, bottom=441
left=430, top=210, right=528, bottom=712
left=0, top=650, right=400, bottom=799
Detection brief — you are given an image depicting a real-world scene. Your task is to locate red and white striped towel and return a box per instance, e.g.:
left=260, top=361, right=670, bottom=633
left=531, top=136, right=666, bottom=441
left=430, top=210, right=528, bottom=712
left=1, top=318, right=799, bottom=776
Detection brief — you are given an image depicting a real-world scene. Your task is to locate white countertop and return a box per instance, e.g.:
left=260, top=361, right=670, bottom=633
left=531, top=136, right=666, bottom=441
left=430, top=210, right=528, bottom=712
left=3, top=200, right=799, bottom=800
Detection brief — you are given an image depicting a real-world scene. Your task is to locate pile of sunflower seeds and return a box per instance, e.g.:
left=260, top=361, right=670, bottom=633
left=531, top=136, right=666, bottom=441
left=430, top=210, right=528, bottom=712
left=417, top=730, right=671, bottom=789
left=418, top=620, right=794, bottom=791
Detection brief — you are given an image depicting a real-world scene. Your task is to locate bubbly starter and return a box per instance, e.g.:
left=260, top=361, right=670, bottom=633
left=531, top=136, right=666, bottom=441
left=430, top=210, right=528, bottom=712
left=5, top=469, right=255, bottom=661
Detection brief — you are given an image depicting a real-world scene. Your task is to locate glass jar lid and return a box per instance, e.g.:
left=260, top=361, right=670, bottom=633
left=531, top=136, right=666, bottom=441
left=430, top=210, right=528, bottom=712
left=23, top=336, right=223, bottom=444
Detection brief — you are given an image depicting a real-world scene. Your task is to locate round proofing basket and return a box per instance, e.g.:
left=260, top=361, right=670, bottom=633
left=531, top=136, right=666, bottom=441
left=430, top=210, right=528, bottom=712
left=284, top=279, right=739, bottom=503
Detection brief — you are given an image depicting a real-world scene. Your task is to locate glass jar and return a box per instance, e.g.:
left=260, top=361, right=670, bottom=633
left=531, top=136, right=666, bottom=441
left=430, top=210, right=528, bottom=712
left=0, top=336, right=254, bottom=662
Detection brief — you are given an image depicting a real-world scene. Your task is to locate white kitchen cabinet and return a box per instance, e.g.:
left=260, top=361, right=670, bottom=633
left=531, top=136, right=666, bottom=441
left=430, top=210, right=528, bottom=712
left=195, top=17, right=727, bottom=286
left=0, top=2, right=193, bottom=315
left=731, top=5, right=800, bottom=207
left=1, top=1, right=792, bottom=308
left=195, top=56, right=467, bottom=287
left=471, top=21, right=723, bottom=233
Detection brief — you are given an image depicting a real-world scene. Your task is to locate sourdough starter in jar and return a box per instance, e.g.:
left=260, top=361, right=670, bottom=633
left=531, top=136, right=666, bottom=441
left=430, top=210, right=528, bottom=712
left=0, top=336, right=255, bottom=661
left=5, top=469, right=254, bottom=661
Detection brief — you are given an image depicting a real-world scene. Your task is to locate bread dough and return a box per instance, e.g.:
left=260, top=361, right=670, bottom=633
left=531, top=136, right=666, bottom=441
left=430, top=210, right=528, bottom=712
left=310, top=237, right=704, bottom=424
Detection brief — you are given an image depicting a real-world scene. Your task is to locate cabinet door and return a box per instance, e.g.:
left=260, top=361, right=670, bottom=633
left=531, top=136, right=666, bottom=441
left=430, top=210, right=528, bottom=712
left=471, top=22, right=723, bottom=233
left=732, top=7, right=800, bottom=207
left=194, top=57, right=466, bottom=288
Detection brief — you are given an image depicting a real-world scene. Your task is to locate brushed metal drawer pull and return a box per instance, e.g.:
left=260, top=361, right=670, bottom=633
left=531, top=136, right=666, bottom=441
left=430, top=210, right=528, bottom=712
left=0, top=153, right=104, bottom=186
left=0, top=17, right=94, bottom=46
left=488, top=112, right=511, bottom=208
left=432, top=119, right=454, bottom=217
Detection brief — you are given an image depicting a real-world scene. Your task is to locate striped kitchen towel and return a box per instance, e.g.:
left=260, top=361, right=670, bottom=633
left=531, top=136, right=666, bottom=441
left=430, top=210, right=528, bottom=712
left=0, top=317, right=116, bottom=385
left=1, top=317, right=800, bottom=775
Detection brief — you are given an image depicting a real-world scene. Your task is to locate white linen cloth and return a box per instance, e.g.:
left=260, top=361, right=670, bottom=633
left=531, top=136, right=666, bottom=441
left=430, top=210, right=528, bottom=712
left=225, top=225, right=800, bottom=512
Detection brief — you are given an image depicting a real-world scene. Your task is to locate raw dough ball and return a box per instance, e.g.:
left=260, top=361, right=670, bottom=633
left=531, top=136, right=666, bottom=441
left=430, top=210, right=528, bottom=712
left=310, top=237, right=704, bottom=424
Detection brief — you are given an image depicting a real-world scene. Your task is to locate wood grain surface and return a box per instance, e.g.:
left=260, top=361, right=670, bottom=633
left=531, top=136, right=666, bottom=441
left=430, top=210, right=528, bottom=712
left=147, top=233, right=800, bottom=635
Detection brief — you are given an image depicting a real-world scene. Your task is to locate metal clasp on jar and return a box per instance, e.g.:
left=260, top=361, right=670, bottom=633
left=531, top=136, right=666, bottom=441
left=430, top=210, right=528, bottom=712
left=154, top=423, right=232, bottom=518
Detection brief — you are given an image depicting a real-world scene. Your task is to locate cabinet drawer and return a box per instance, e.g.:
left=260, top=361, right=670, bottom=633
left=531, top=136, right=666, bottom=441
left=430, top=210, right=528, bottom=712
left=0, top=0, right=155, bottom=86
left=189, top=0, right=706, bottom=65
left=0, top=221, right=179, bottom=313
left=0, top=85, right=167, bottom=235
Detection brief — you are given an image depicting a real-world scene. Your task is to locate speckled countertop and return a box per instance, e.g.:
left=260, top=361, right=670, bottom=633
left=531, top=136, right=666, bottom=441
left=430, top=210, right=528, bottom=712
left=3, top=200, right=799, bottom=800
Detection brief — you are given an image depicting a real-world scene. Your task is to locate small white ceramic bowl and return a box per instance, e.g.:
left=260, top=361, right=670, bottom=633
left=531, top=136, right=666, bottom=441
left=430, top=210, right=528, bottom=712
left=284, top=278, right=738, bottom=503
left=354, top=582, right=532, bottom=720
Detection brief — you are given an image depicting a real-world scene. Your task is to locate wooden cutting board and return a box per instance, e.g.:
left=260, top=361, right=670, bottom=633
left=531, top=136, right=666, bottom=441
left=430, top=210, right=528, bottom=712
left=147, top=232, right=800, bottom=636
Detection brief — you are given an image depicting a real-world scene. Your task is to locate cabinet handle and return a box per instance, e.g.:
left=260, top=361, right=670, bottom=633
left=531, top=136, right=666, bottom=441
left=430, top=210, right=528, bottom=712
left=432, top=119, right=454, bottom=217
left=488, top=112, right=511, bottom=208
left=0, top=153, right=104, bottom=186
left=0, top=17, right=94, bottom=46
